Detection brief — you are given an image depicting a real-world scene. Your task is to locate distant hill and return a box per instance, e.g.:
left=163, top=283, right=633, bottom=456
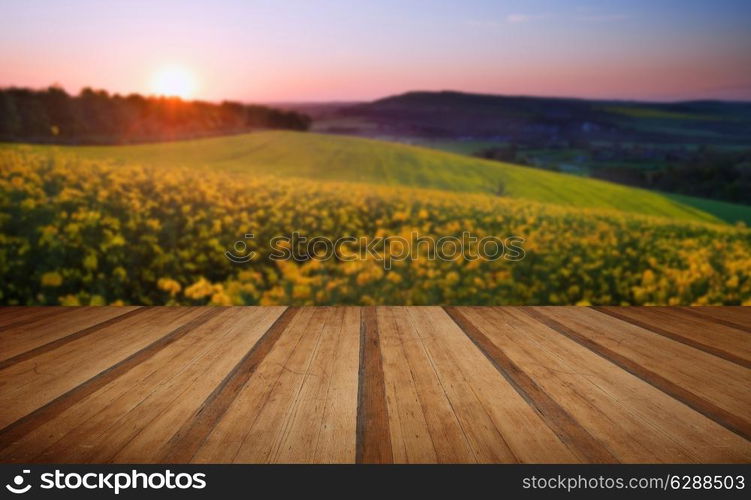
left=7, top=130, right=745, bottom=224
left=308, top=91, right=751, bottom=209
left=328, top=90, right=751, bottom=145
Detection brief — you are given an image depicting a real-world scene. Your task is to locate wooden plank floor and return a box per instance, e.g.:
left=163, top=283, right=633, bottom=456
left=0, top=306, right=749, bottom=464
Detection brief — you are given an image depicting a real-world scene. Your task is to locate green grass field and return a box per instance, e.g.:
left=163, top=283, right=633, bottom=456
left=665, top=193, right=751, bottom=226
left=599, top=105, right=720, bottom=121
left=4, top=130, right=746, bottom=224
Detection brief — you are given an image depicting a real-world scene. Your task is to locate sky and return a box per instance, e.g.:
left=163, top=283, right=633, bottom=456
left=1, top=0, right=750, bottom=102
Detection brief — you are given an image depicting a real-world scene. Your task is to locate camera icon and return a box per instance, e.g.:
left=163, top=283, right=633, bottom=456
left=6, top=469, right=31, bottom=494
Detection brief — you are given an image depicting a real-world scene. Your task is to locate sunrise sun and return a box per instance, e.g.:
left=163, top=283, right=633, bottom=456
left=150, top=65, right=197, bottom=99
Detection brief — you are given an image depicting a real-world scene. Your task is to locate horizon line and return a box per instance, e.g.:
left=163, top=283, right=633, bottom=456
left=2, top=83, right=751, bottom=106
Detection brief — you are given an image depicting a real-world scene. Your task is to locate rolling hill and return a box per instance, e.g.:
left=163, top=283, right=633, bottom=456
left=329, top=90, right=751, bottom=145
left=5, top=130, right=746, bottom=224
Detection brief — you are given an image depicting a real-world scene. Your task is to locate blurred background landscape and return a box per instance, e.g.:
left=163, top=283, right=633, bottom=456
left=1, top=0, right=750, bottom=305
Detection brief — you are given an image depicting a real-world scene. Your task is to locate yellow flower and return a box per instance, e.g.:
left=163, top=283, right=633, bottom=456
left=210, top=290, right=233, bottom=306
left=184, top=278, right=214, bottom=299
left=158, top=278, right=182, bottom=296
left=41, top=272, right=63, bottom=287
left=83, top=254, right=98, bottom=270
left=641, top=269, right=655, bottom=285
left=59, top=294, right=81, bottom=306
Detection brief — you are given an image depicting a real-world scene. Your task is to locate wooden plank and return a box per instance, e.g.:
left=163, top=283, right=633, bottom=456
left=1, top=305, right=749, bottom=464
left=0, top=307, right=47, bottom=326
left=467, top=307, right=751, bottom=463
left=0, top=307, right=140, bottom=358
left=310, top=308, right=362, bottom=463
left=33, top=308, right=280, bottom=462
left=0, top=307, right=27, bottom=323
left=0, top=307, right=214, bottom=433
left=379, top=306, right=583, bottom=463
left=527, top=307, right=751, bottom=442
left=356, top=306, right=393, bottom=464
left=189, top=307, right=326, bottom=463
left=377, top=307, right=439, bottom=463
left=0, top=307, right=144, bottom=369
left=679, top=307, right=751, bottom=333
left=47, top=307, right=284, bottom=463
left=0, top=307, right=75, bottom=329
left=159, top=307, right=296, bottom=463
left=0, top=307, right=284, bottom=462
left=271, top=307, right=360, bottom=463
left=595, top=306, right=751, bottom=368
left=445, top=307, right=613, bottom=463
left=392, top=308, right=480, bottom=463
left=228, top=308, right=332, bottom=463
left=409, top=307, right=577, bottom=463
left=113, top=307, right=287, bottom=463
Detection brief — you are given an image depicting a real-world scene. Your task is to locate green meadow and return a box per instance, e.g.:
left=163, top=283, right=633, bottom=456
left=5, top=130, right=743, bottom=224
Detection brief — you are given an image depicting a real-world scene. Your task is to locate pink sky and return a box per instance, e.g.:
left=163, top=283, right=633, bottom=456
left=1, top=0, right=750, bottom=102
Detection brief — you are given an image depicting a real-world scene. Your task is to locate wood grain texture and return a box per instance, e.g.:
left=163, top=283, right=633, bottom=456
left=473, top=307, right=751, bottom=463
left=0, top=307, right=285, bottom=462
left=446, top=307, right=614, bottom=463
left=195, top=307, right=329, bottom=463
left=410, top=307, right=579, bottom=463
left=175, top=307, right=361, bottom=464
left=0, top=307, right=144, bottom=369
left=159, top=307, right=296, bottom=463
left=527, top=307, right=751, bottom=441
left=595, top=306, right=751, bottom=368
left=0, top=307, right=222, bottom=450
left=270, top=307, right=360, bottom=463
left=0, top=306, right=748, bottom=464
left=0, top=307, right=76, bottom=329
left=356, top=306, right=393, bottom=463
left=680, top=307, right=751, bottom=332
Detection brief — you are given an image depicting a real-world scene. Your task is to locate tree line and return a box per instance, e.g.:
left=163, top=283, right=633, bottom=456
left=475, top=144, right=751, bottom=206
left=590, top=148, right=751, bottom=205
left=0, top=86, right=311, bottom=144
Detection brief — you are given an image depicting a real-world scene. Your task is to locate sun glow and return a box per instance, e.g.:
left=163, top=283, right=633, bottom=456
left=150, top=65, right=197, bottom=99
